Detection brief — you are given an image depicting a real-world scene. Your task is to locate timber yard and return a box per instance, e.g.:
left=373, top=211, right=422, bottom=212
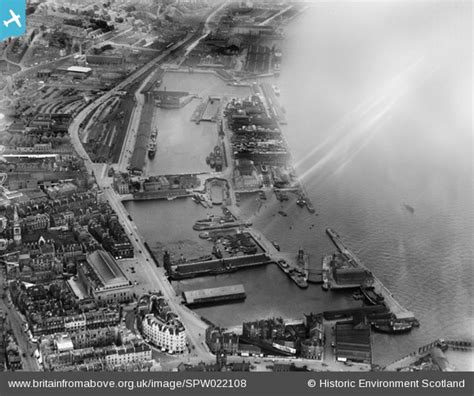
left=0, top=0, right=470, bottom=375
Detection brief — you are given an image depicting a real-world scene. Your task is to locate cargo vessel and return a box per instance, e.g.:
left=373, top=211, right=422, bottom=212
left=277, top=259, right=290, bottom=274
left=372, top=320, right=413, bottom=334
left=360, top=285, right=385, bottom=305
left=148, top=128, right=157, bottom=159
left=289, top=269, right=308, bottom=288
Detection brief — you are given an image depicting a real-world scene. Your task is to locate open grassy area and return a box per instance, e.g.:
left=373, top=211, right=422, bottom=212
left=0, top=60, right=21, bottom=75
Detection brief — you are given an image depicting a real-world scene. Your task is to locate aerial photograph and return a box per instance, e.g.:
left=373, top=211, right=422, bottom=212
left=0, top=0, right=471, bottom=377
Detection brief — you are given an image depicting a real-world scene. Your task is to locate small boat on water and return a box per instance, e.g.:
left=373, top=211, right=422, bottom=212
left=373, top=320, right=413, bottom=334
left=403, top=202, right=415, bottom=214
left=271, top=241, right=280, bottom=251
left=277, top=259, right=290, bottom=273
left=306, top=201, right=316, bottom=214
left=278, top=210, right=288, bottom=217
left=296, top=197, right=306, bottom=208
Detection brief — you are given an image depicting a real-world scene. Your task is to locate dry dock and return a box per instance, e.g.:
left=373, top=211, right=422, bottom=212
left=326, top=228, right=417, bottom=322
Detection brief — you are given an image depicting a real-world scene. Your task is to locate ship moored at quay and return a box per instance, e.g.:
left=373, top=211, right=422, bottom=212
left=148, top=128, right=157, bottom=159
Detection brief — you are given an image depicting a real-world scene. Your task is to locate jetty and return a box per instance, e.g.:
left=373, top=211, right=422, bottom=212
left=326, top=228, right=418, bottom=323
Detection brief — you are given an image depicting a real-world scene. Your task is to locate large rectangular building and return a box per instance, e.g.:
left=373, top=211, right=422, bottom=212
left=78, top=250, right=133, bottom=304
left=335, top=321, right=372, bottom=364
left=64, top=66, right=93, bottom=79
left=183, top=284, right=246, bottom=307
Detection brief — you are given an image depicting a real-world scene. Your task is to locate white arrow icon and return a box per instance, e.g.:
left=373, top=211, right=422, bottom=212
left=3, top=9, right=22, bottom=28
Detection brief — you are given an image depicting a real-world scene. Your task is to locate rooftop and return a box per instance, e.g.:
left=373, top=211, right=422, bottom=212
left=86, top=250, right=129, bottom=288
left=67, top=66, right=92, bottom=73
left=183, top=284, right=245, bottom=304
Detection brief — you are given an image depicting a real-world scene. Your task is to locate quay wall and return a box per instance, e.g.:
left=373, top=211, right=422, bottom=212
left=323, top=305, right=386, bottom=321
left=326, top=229, right=416, bottom=321
left=144, top=241, right=160, bottom=267
left=171, top=253, right=272, bottom=279
left=126, top=189, right=191, bottom=201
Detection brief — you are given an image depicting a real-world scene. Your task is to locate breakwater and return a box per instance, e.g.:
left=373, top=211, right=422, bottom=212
left=326, top=228, right=417, bottom=323
left=383, top=339, right=473, bottom=371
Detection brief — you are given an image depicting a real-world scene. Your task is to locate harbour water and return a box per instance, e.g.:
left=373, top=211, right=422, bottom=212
left=124, top=2, right=472, bottom=367
left=144, top=71, right=250, bottom=176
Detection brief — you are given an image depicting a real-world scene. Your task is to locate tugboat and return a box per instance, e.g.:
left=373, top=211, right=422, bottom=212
left=296, top=197, right=306, bottom=207
left=289, top=268, right=308, bottom=289
left=277, top=259, right=290, bottom=274
left=306, top=200, right=316, bottom=214
left=361, top=285, right=385, bottom=305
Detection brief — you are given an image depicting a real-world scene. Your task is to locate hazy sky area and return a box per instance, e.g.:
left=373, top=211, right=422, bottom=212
left=282, top=1, right=471, bottom=190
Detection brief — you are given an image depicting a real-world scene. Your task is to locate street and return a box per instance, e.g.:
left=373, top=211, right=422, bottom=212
left=0, top=270, right=40, bottom=371
left=66, top=11, right=228, bottom=364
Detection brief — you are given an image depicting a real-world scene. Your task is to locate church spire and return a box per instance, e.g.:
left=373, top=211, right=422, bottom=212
left=13, top=205, right=21, bottom=245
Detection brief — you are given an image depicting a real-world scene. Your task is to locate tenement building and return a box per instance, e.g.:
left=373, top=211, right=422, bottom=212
left=142, top=313, right=186, bottom=354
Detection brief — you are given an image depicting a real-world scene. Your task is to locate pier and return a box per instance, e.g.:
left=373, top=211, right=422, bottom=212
left=326, top=228, right=417, bottom=322
left=383, top=339, right=473, bottom=371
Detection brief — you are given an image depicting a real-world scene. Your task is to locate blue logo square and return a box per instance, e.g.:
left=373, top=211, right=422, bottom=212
left=1, top=0, right=26, bottom=41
